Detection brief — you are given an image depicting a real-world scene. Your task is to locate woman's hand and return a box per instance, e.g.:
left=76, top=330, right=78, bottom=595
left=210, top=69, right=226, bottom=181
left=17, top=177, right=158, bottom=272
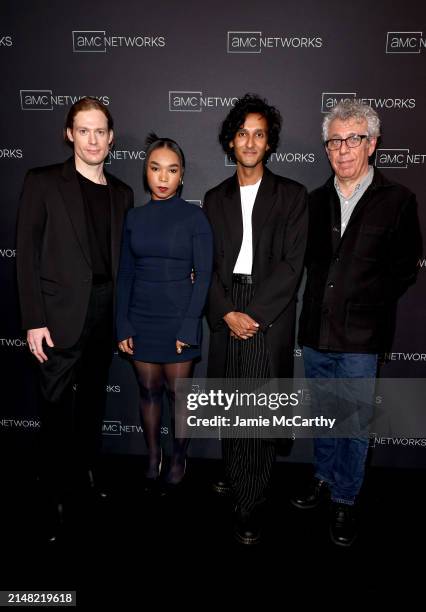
left=118, top=337, right=134, bottom=355
left=176, top=339, right=190, bottom=354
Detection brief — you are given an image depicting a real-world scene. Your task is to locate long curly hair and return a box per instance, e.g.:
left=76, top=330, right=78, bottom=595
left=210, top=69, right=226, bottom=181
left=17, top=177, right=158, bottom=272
left=219, top=93, right=282, bottom=164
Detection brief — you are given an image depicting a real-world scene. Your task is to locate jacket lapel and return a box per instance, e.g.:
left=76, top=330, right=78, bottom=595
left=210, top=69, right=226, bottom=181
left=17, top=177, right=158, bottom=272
left=330, top=187, right=342, bottom=253
left=59, top=158, right=92, bottom=267
left=251, top=167, right=277, bottom=259
left=344, top=168, right=384, bottom=230
left=332, top=168, right=385, bottom=253
left=108, top=177, right=125, bottom=280
left=223, top=174, right=243, bottom=269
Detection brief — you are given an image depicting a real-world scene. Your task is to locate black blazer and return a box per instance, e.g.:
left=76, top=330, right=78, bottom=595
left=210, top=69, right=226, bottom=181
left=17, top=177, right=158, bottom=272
left=204, top=167, right=308, bottom=377
left=298, top=168, right=422, bottom=353
left=16, top=157, right=133, bottom=348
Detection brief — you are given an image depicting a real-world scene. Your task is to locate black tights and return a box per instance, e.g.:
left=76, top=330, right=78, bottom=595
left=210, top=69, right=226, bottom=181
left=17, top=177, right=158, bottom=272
left=133, top=360, right=193, bottom=483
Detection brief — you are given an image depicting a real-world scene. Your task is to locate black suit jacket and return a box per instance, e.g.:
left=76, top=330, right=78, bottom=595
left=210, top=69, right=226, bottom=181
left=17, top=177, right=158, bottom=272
left=298, top=168, right=422, bottom=353
left=204, top=167, right=308, bottom=377
left=16, top=157, right=134, bottom=348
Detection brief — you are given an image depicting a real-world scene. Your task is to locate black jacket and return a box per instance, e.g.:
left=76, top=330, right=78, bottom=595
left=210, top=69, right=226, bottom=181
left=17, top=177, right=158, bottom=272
left=16, top=157, right=134, bottom=348
left=298, top=168, right=422, bottom=353
left=204, top=167, right=308, bottom=377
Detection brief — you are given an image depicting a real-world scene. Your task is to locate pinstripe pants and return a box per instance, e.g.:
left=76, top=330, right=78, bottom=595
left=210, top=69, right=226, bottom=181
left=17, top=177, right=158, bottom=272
left=223, top=279, right=275, bottom=514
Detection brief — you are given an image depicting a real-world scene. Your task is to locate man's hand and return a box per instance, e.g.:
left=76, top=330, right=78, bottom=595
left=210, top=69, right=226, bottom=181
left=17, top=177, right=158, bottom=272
left=223, top=311, right=259, bottom=339
left=27, top=327, right=54, bottom=363
left=118, top=337, right=134, bottom=355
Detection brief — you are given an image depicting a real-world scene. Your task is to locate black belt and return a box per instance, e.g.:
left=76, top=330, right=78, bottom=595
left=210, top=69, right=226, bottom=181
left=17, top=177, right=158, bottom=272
left=232, top=273, right=253, bottom=285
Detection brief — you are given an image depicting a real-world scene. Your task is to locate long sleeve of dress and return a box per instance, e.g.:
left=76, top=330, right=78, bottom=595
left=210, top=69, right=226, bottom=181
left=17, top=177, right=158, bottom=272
left=116, top=210, right=137, bottom=341
left=177, top=210, right=213, bottom=345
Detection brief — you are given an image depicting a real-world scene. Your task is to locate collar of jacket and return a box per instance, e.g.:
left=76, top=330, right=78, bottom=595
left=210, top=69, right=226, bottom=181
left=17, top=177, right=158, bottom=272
left=61, top=155, right=113, bottom=184
left=61, top=155, right=77, bottom=181
left=224, top=165, right=277, bottom=198
left=324, top=167, right=394, bottom=193
left=222, top=166, right=278, bottom=267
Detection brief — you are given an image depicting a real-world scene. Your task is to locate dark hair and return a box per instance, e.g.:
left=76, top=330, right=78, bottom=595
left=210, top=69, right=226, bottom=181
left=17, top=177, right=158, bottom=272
left=64, top=97, right=113, bottom=146
left=143, top=133, right=186, bottom=194
left=219, top=93, right=282, bottom=164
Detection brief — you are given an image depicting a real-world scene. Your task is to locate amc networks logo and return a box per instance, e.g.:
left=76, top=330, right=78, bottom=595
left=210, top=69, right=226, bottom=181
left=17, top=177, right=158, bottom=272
left=73, top=30, right=107, bottom=52
left=20, top=89, right=53, bottom=110
left=321, top=92, right=356, bottom=113
left=369, top=435, right=426, bottom=448
left=227, top=31, right=262, bottom=53
left=375, top=148, right=426, bottom=169
left=386, top=32, right=426, bottom=53
left=20, top=90, right=110, bottom=110
left=321, top=93, right=415, bottom=112
left=227, top=31, right=323, bottom=53
left=72, top=31, right=166, bottom=52
left=103, top=420, right=122, bottom=436
left=105, top=150, right=146, bottom=164
left=102, top=420, right=168, bottom=436
left=169, top=91, right=238, bottom=112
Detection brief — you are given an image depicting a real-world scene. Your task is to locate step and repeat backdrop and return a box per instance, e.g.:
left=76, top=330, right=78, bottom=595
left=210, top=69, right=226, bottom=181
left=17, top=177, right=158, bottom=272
left=1, top=0, right=425, bottom=467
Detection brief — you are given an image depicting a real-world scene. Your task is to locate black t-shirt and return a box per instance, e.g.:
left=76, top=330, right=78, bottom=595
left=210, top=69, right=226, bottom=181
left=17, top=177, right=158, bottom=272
left=77, top=172, right=112, bottom=284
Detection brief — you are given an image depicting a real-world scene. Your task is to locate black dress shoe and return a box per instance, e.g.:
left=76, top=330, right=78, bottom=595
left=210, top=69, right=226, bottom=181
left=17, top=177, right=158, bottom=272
left=329, top=502, right=357, bottom=547
left=291, top=478, right=330, bottom=509
left=233, top=507, right=262, bottom=546
left=211, top=477, right=231, bottom=497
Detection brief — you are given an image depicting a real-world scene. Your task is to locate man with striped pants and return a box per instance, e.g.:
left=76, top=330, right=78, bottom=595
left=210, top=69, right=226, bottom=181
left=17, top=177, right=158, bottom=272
left=204, top=93, right=308, bottom=544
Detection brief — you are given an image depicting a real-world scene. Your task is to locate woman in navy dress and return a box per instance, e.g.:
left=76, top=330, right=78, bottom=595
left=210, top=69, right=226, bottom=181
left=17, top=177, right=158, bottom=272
left=116, top=134, right=213, bottom=487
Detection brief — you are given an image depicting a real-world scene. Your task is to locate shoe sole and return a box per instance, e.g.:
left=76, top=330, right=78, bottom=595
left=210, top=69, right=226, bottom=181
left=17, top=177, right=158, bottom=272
left=290, top=498, right=322, bottom=510
left=234, top=531, right=261, bottom=546
left=212, top=484, right=231, bottom=496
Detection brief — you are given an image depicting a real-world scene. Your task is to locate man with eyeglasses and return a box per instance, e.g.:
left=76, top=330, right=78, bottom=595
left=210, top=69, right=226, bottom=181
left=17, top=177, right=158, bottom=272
left=292, top=100, right=422, bottom=546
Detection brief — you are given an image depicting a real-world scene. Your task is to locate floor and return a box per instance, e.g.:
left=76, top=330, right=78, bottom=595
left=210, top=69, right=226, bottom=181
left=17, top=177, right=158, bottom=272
left=1, top=454, right=424, bottom=606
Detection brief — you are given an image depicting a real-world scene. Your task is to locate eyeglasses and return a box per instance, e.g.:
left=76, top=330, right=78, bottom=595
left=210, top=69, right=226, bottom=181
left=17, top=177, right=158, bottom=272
left=325, top=134, right=368, bottom=151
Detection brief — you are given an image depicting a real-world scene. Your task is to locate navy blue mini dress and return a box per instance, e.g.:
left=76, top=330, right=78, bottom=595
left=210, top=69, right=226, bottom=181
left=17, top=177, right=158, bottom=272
left=116, top=197, right=213, bottom=363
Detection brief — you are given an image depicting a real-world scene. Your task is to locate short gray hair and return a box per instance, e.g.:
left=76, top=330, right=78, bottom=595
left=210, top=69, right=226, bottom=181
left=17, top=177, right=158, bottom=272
left=322, top=100, right=381, bottom=142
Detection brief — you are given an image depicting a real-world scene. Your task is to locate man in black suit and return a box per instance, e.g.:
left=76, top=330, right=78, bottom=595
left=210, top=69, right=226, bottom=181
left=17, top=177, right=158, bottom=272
left=204, top=93, right=308, bottom=544
left=293, top=100, right=422, bottom=546
left=16, top=97, right=133, bottom=539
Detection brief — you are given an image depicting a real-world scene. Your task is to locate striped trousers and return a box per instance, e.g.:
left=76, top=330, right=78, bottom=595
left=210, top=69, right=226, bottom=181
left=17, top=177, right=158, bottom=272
left=223, top=279, right=275, bottom=514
